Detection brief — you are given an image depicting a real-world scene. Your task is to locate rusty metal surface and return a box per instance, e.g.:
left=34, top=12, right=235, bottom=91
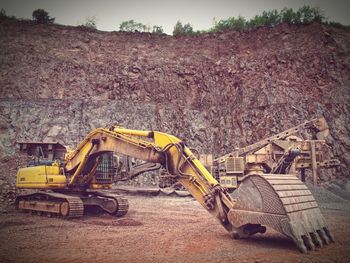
left=228, top=174, right=334, bottom=253
left=215, top=117, right=329, bottom=164
left=213, top=117, right=340, bottom=187
left=18, top=200, right=61, bottom=214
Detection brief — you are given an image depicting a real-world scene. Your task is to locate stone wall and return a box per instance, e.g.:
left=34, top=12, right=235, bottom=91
left=0, top=18, right=349, bottom=177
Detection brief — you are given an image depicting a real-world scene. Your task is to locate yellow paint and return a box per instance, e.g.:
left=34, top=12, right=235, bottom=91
left=16, top=165, right=66, bottom=189
left=17, top=127, right=228, bottom=218
left=90, top=183, right=112, bottom=189
left=113, top=128, right=152, bottom=138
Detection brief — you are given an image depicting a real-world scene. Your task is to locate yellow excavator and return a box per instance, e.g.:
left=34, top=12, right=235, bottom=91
left=15, top=126, right=334, bottom=253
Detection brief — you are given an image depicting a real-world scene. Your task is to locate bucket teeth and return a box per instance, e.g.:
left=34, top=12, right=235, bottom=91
left=302, top=234, right=315, bottom=251
left=295, top=238, right=308, bottom=253
left=317, top=229, right=330, bottom=245
left=324, top=227, right=335, bottom=242
left=227, top=174, right=335, bottom=253
left=310, top=232, right=323, bottom=247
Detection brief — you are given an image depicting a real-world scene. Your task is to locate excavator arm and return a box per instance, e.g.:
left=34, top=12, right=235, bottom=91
left=63, top=126, right=334, bottom=253
left=64, top=127, right=234, bottom=229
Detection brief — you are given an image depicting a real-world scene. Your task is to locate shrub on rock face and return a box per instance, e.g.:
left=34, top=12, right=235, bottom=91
left=119, top=20, right=150, bottom=32
left=328, top=21, right=350, bottom=30
left=80, top=16, right=97, bottom=29
left=210, top=6, right=326, bottom=32
left=280, top=8, right=301, bottom=24
left=152, top=25, right=164, bottom=34
left=32, top=9, right=55, bottom=24
left=0, top=8, right=6, bottom=17
left=173, top=21, right=194, bottom=36
left=215, top=16, right=246, bottom=31
left=299, top=6, right=325, bottom=24
left=119, top=20, right=164, bottom=33
left=260, top=10, right=281, bottom=26
left=172, top=21, right=183, bottom=35
left=0, top=8, right=17, bottom=20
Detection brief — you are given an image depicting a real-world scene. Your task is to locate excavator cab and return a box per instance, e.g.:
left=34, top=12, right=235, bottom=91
left=90, top=152, right=116, bottom=188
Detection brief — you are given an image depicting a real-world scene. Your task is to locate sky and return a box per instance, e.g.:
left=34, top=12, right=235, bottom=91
left=1, top=0, right=349, bottom=34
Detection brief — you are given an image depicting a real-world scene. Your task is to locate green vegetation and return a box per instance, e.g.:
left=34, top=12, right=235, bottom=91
left=171, top=6, right=328, bottom=35
left=212, top=15, right=246, bottom=31
left=173, top=21, right=194, bottom=36
left=32, top=9, right=55, bottom=24
left=208, top=6, right=325, bottom=33
left=152, top=25, right=164, bottom=34
left=0, top=6, right=349, bottom=34
left=0, top=8, right=17, bottom=20
left=119, top=20, right=164, bottom=34
left=327, top=21, right=350, bottom=30
left=120, top=19, right=146, bottom=32
left=79, top=16, right=97, bottom=29
left=0, top=8, right=6, bottom=17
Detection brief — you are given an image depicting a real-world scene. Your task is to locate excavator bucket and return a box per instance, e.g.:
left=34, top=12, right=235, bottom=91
left=228, top=174, right=334, bottom=253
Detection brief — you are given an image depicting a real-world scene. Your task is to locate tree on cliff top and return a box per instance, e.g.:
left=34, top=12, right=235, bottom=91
left=152, top=25, right=164, bottom=34
left=32, top=9, right=55, bottom=24
left=80, top=16, right=97, bottom=29
left=173, top=21, right=194, bottom=36
left=120, top=20, right=150, bottom=32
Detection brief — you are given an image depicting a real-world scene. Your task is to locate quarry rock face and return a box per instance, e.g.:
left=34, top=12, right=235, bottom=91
left=0, top=19, right=349, bottom=177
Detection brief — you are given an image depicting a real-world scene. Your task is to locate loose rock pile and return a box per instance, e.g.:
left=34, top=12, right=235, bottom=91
left=307, top=180, right=350, bottom=212
left=0, top=153, right=30, bottom=212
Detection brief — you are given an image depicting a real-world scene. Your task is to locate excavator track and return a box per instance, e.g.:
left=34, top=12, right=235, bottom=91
left=16, top=191, right=84, bottom=218
left=228, top=174, right=334, bottom=253
left=16, top=191, right=129, bottom=218
left=91, top=191, right=129, bottom=217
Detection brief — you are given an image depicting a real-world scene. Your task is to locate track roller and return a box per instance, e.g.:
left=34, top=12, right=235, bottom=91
left=81, top=191, right=129, bottom=217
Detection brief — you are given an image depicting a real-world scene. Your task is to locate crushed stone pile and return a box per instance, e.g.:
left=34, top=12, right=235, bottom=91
left=307, top=180, right=350, bottom=212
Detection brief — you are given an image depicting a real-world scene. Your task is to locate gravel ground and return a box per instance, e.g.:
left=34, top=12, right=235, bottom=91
left=307, top=181, right=350, bottom=212
left=0, top=194, right=349, bottom=263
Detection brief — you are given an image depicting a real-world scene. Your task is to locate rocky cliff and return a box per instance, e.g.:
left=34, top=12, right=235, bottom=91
left=0, top=18, right=349, bottom=177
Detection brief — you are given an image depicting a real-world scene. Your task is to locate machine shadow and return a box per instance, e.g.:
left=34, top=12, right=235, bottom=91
left=238, top=230, right=297, bottom=252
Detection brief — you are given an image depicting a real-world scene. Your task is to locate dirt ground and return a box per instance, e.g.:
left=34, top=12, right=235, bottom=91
left=0, top=195, right=349, bottom=263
